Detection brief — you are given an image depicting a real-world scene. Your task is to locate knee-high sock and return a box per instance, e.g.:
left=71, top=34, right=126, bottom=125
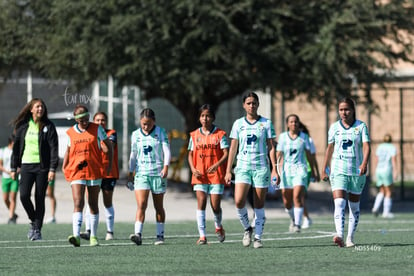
left=84, top=204, right=90, bottom=231
left=294, top=207, right=304, bottom=227
left=134, top=221, right=143, bottom=235
left=285, top=208, right=295, bottom=223
left=236, top=207, right=250, bottom=230
left=105, top=206, right=114, bottom=233
left=156, top=222, right=165, bottom=237
left=73, top=212, right=82, bottom=236
left=254, top=208, right=266, bottom=240
left=383, top=197, right=392, bottom=215
left=372, top=192, right=384, bottom=212
left=213, top=208, right=222, bottom=229
left=334, top=198, right=346, bottom=239
left=348, top=201, right=360, bottom=240
left=90, top=213, right=99, bottom=237
left=196, top=209, right=206, bottom=237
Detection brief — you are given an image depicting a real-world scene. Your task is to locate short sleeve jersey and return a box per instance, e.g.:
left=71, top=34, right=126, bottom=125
left=229, top=116, right=276, bottom=170
left=328, top=119, right=370, bottom=176
left=375, top=143, right=397, bottom=173
left=130, top=125, right=170, bottom=176
left=277, top=131, right=311, bottom=176
left=0, top=147, right=12, bottom=178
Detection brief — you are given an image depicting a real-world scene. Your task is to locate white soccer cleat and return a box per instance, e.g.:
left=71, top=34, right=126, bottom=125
left=242, top=227, right=253, bottom=247
left=105, top=232, right=114, bottom=240
left=302, top=217, right=312, bottom=229
left=382, top=213, right=395, bottom=219
left=346, top=236, right=355, bottom=248
left=253, top=238, right=263, bottom=249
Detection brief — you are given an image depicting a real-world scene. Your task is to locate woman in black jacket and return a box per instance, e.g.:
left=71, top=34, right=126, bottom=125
left=10, top=98, right=59, bottom=241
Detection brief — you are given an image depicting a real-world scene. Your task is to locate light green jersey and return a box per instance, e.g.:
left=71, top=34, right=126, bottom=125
left=277, top=131, right=310, bottom=177
left=130, top=126, right=170, bottom=176
left=328, top=119, right=370, bottom=176
left=375, top=143, right=396, bottom=174
left=229, top=116, right=276, bottom=170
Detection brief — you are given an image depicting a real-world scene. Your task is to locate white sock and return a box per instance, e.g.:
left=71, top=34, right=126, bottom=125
left=236, top=207, right=250, bottom=230
left=156, top=222, right=164, bottom=237
left=334, top=198, right=346, bottom=239
left=294, top=207, right=304, bottom=227
left=285, top=208, right=295, bottom=224
left=73, top=212, right=82, bottom=236
left=84, top=205, right=90, bottom=231
left=254, top=208, right=266, bottom=240
left=213, top=209, right=222, bottom=229
left=90, top=213, right=99, bottom=237
left=383, top=197, right=392, bottom=215
left=134, top=221, right=143, bottom=235
left=196, top=210, right=206, bottom=237
left=348, top=201, right=360, bottom=240
left=105, top=206, right=115, bottom=233
left=372, top=192, right=384, bottom=212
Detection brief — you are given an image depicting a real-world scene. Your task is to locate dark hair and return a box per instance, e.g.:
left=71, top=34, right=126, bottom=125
left=93, top=111, right=108, bottom=121
left=73, top=104, right=89, bottom=117
left=285, top=114, right=300, bottom=130
left=11, top=98, right=49, bottom=130
left=140, top=108, right=156, bottom=120
left=8, top=134, right=15, bottom=145
left=338, top=97, right=356, bottom=122
left=198, top=104, right=216, bottom=120
left=242, top=91, right=259, bottom=103
left=299, top=121, right=310, bottom=136
left=384, top=134, right=392, bottom=143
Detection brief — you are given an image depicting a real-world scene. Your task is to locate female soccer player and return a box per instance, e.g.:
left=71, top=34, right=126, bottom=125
left=371, top=133, right=397, bottom=218
left=63, top=105, right=113, bottom=247
left=321, top=97, right=370, bottom=248
left=277, top=114, right=316, bottom=233
left=188, top=104, right=229, bottom=245
left=128, top=108, right=171, bottom=246
left=225, top=91, right=279, bottom=249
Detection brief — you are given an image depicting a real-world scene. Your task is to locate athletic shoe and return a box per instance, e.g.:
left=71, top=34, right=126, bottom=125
left=68, top=235, right=81, bottom=247
left=31, top=229, right=42, bottom=241
left=215, top=227, right=225, bottom=243
left=346, top=237, right=355, bottom=248
left=382, top=213, right=395, bottom=219
left=333, top=236, right=344, bottom=248
left=90, top=236, right=99, bottom=246
left=242, top=227, right=253, bottom=247
left=196, top=237, right=207, bottom=245
left=372, top=209, right=379, bottom=217
left=253, top=238, right=263, bottom=249
left=8, top=214, right=18, bottom=224
left=105, top=232, right=114, bottom=240
left=289, top=221, right=295, bottom=233
left=80, top=231, right=91, bottom=240
left=130, top=233, right=142, bottom=246
left=46, top=217, right=56, bottom=224
left=293, top=225, right=301, bottom=233
left=27, top=223, right=35, bottom=240
left=302, top=217, right=312, bottom=229
left=154, top=235, right=165, bottom=245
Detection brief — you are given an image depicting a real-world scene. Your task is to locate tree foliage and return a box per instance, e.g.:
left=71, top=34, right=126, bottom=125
left=1, top=0, right=414, bottom=131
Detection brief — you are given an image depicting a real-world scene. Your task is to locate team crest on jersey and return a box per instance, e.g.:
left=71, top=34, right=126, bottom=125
left=196, top=137, right=202, bottom=143
left=354, top=128, right=360, bottom=135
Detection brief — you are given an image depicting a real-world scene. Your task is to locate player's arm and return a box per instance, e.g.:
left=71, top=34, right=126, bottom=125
left=224, top=139, right=238, bottom=185
left=321, top=143, right=334, bottom=181
left=359, top=141, right=370, bottom=175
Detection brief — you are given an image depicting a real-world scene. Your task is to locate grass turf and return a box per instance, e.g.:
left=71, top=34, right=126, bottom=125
left=0, top=213, right=413, bottom=275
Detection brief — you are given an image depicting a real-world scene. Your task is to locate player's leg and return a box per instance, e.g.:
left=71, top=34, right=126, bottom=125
left=195, top=186, right=208, bottom=244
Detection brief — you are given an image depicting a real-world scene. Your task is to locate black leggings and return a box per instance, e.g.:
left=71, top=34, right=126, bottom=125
left=19, top=164, right=49, bottom=230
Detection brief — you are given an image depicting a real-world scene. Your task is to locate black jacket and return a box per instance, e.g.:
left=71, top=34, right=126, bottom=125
left=11, top=119, right=59, bottom=172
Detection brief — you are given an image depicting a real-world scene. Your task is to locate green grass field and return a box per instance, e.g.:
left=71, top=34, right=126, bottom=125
left=1, top=214, right=413, bottom=275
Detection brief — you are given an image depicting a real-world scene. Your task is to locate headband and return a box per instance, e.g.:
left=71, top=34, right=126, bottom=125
left=74, top=112, right=90, bottom=119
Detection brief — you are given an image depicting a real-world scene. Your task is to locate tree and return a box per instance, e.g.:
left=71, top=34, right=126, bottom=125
left=2, top=0, right=414, bottom=132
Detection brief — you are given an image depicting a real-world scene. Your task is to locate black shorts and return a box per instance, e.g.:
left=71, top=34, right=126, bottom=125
left=101, top=178, right=117, bottom=191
